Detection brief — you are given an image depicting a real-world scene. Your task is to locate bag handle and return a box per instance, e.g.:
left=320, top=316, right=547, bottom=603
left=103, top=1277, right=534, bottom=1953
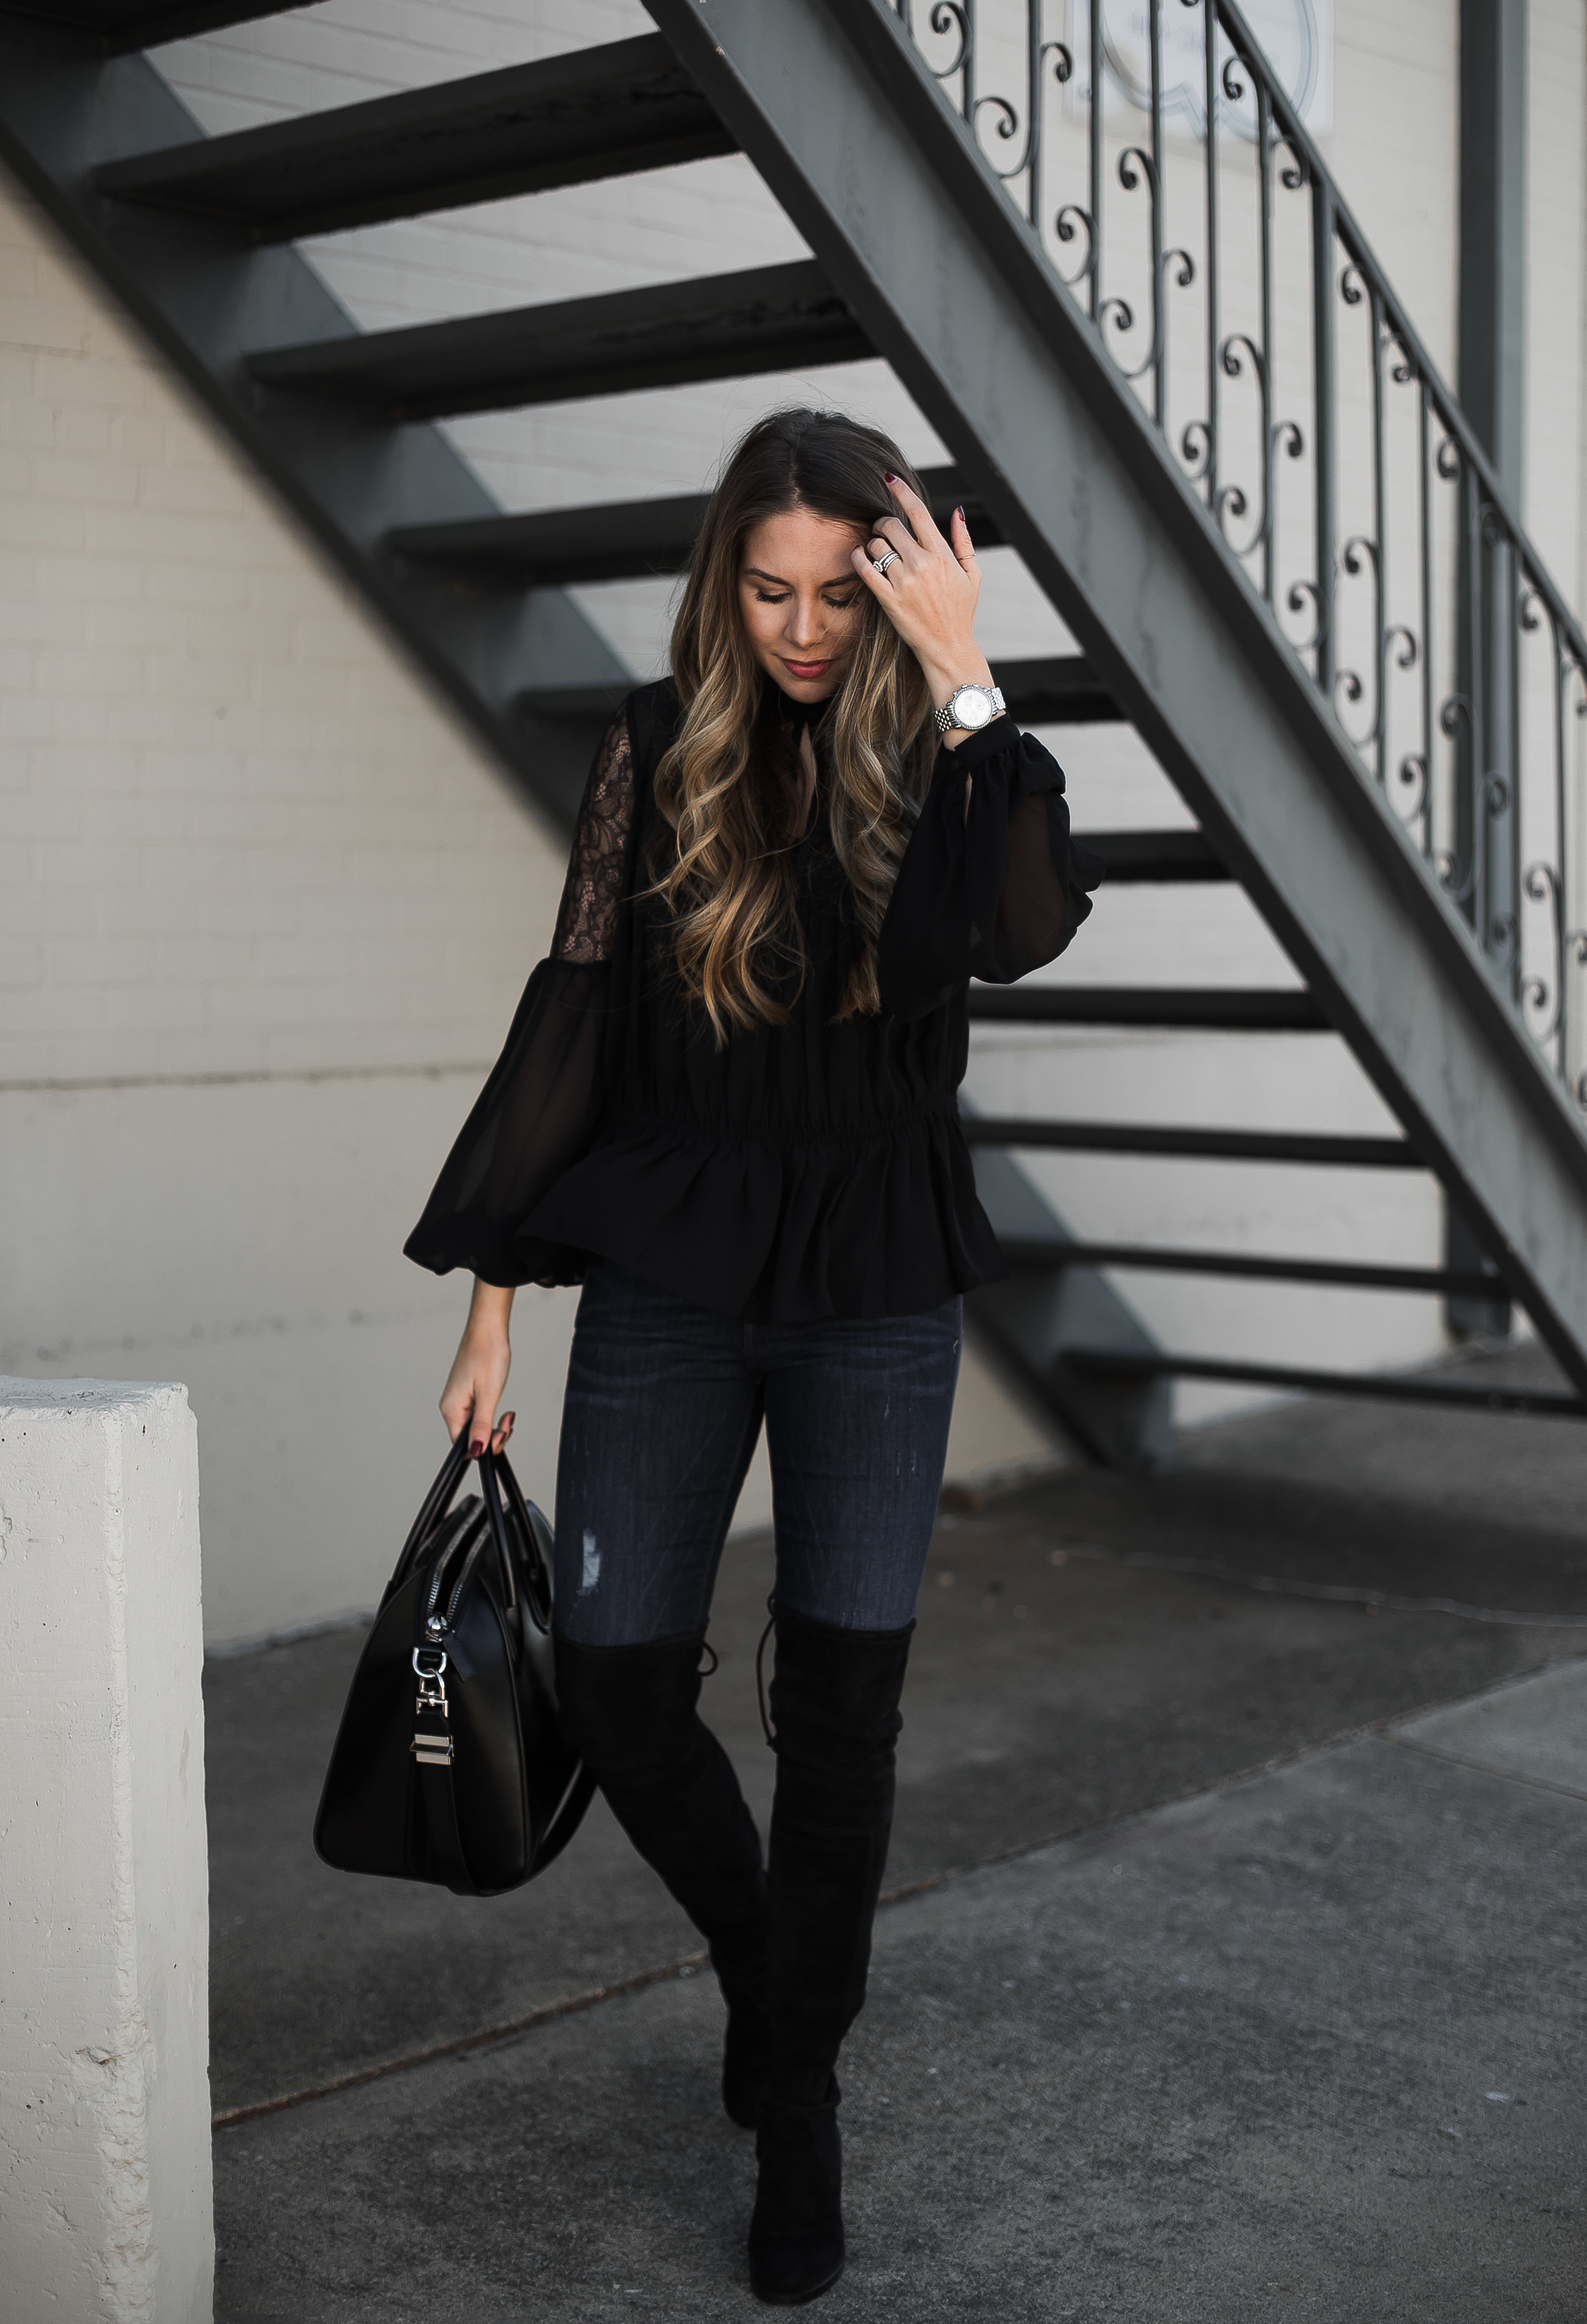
left=492, top=1447, right=554, bottom=1631
left=476, top=1449, right=529, bottom=1626
left=421, top=1502, right=499, bottom=1638
left=389, top=1429, right=472, bottom=1595
left=391, top=1435, right=550, bottom=1634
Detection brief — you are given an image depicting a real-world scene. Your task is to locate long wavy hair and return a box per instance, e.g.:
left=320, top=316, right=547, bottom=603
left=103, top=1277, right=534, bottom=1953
left=650, top=409, right=938, bottom=1039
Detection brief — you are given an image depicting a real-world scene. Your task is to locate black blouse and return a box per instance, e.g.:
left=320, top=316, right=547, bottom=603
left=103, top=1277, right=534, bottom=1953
left=405, top=678, right=1102, bottom=1320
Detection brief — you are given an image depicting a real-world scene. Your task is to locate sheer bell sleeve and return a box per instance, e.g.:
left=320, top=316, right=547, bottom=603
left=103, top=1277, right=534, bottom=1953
left=876, top=717, right=1105, bottom=1024
left=403, top=709, right=636, bottom=1286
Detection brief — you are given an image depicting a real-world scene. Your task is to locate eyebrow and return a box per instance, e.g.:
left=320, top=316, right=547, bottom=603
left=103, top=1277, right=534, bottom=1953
left=742, top=566, right=857, bottom=590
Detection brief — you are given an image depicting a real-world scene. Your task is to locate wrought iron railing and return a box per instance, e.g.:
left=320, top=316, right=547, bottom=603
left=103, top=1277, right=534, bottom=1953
left=888, top=0, right=1587, bottom=1107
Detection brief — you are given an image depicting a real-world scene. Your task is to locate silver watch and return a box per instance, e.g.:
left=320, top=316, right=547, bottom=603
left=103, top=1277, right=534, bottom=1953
left=935, top=681, right=1005, bottom=736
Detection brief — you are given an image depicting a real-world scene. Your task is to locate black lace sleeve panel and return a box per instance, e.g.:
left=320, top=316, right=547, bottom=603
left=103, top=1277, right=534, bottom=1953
left=404, top=712, right=636, bottom=1286
left=875, top=718, right=1105, bottom=1023
left=552, top=709, right=636, bottom=964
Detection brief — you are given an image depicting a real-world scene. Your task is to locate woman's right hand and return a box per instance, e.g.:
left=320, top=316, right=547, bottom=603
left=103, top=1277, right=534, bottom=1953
left=440, top=1278, right=517, bottom=1456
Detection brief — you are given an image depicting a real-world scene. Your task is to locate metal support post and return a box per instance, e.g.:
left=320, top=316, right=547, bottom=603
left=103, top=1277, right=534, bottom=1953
left=1447, top=0, right=1527, bottom=1339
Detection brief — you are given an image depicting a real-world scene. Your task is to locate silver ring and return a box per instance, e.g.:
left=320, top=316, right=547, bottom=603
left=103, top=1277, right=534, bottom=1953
left=873, top=549, right=900, bottom=576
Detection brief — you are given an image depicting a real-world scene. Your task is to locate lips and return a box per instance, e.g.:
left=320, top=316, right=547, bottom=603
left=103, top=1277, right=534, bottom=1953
left=781, top=658, right=833, bottom=679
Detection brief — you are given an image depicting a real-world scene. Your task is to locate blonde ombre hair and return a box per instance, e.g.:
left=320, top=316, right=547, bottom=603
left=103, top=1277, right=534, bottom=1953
left=650, top=409, right=938, bottom=1040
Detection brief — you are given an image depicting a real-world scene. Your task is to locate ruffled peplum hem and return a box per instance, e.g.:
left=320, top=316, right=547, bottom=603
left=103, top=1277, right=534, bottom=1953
left=517, top=1105, right=1005, bottom=1322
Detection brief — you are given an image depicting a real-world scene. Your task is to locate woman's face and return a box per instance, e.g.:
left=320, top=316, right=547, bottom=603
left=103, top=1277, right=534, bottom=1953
left=737, top=507, right=869, bottom=704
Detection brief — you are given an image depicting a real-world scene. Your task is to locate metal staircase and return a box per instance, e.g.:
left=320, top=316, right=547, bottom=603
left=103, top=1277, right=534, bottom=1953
left=6, top=0, right=1587, bottom=1463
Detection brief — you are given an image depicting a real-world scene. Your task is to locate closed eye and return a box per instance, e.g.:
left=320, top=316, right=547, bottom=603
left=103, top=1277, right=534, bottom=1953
left=753, top=588, right=861, bottom=610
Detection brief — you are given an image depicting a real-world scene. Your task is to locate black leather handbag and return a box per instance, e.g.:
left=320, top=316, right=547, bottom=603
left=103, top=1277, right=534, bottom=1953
left=314, top=1434, right=594, bottom=1896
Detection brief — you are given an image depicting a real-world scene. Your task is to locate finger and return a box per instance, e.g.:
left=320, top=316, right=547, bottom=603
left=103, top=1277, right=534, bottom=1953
left=867, top=530, right=923, bottom=589
left=871, top=511, right=923, bottom=559
left=885, top=471, right=946, bottom=551
left=491, top=1411, right=515, bottom=1454
left=852, top=541, right=897, bottom=600
left=949, top=504, right=979, bottom=575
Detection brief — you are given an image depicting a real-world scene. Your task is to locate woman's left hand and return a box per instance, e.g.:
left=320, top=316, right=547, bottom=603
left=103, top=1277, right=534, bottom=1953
left=851, top=474, right=994, bottom=714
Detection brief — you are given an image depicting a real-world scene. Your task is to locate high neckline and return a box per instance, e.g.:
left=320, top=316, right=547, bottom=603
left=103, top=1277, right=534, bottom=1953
left=769, top=680, right=837, bottom=736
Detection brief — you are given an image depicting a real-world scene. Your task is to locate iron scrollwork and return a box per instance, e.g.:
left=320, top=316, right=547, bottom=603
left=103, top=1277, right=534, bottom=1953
left=883, top=0, right=1587, bottom=1111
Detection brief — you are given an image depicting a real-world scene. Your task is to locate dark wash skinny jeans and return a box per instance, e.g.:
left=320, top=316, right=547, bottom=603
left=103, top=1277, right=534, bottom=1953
left=553, top=1260, right=963, bottom=1644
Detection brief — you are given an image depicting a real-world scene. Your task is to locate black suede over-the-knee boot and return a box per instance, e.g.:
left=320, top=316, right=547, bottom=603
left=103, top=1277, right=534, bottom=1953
left=749, top=1607, right=914, bottom=2307
left=555, top=1632, right=770, bottom=2127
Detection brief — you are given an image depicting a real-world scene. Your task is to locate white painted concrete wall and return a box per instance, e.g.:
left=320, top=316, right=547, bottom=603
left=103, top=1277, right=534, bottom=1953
left=0, top=1380, right=211, bottom=2323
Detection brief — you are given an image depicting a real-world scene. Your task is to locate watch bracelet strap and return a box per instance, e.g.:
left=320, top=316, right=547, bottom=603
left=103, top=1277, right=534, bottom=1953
left=935, top=682, right=1005, bottom=736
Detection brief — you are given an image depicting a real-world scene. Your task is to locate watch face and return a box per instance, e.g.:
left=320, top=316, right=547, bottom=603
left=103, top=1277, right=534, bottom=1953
left=953, top=685, right=994, bottom=729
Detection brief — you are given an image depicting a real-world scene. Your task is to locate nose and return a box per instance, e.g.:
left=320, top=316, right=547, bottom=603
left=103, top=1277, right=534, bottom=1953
left=785, top=592, right=825, bottom=651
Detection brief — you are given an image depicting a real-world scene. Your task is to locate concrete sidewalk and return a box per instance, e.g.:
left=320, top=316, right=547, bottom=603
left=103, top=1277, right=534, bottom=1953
left=209, top=1347, right=1587, bottom=2319
left=204, top=1336, right=1587, bottom=2124
left=213, top=1653, right=1587, bottom=2321
left=204, top=1478, right=1577, bottom=2122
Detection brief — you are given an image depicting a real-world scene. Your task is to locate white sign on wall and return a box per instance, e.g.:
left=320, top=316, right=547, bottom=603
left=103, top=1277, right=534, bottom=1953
left=1068, top=0, right=1334, bottom=142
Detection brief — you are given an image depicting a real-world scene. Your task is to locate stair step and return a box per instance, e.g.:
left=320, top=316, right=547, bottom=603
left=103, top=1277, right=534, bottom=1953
left=391, top=481, right=1132, bottom=727
left=515, top=651, right=1123, bottom=731
left=1072, top=830, right=1226, bottom=879
left=247, top=259, right=868, bottom=422
left=94, top=36, right=733, bottom=241
left=515, top=657, right=1121, bottom=737
left=45, top=2, right=293, bottom=47
left=387, top=465, right=1011, bottom=583
left=1058, top=1348, right=1587, bottom=1419
left=960, top=1118, right=1418, bottom=1167
left=967, top=988, right=1328, bottom=1031
left=998, top=661, right=1121, bottom=726
left=999, top=1241, right=1495, bottom=1296
left=396, top=491, right=717, bottom=588
left=517, top=685, right=633, bottom=724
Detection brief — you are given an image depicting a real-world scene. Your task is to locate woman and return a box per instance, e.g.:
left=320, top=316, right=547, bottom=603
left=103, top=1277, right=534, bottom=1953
left=405, top=409, right=1100, bottom=2305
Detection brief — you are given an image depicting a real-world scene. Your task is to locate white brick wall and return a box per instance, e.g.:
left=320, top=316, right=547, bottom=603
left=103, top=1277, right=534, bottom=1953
left=0, top=168, right=593, bottom=1640
left=0, top=176, right=568, bottom=1086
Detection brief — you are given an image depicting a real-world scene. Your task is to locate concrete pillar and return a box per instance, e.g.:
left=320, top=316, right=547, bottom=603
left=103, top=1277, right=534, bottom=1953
left=0, top=1381, right=213, bottom=2324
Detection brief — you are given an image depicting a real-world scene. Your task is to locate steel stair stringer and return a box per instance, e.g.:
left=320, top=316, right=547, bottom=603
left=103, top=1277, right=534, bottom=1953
left=0, top=17, right=629, bottom=827
left=643, top=0, right=1587, bottom=1400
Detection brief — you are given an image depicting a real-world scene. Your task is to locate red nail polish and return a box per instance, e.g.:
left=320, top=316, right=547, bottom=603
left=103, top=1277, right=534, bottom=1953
left=885, top=471, right=898, bottom=484
left=469, top=1436, right=485, bottom=1457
